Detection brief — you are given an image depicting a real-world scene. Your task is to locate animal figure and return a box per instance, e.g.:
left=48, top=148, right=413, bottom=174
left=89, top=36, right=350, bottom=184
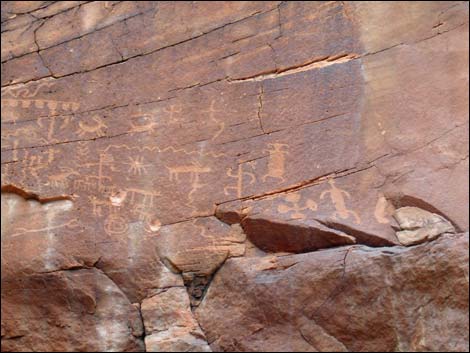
left=48, top=168, right=80, bottom=188
left=76, top=115, right=107, bottom=137
left=167, top=161, right=211, bottom=182
left=320, top=179, right=361, bottom=224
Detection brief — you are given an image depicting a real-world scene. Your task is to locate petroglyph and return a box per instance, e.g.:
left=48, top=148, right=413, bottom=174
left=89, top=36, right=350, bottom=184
left=37, top=116, right=58, bottom=143
left=165, top=161, right=212, bottom=205
left=123, top=156, right=152, bottom=176
left=47, top=168, right=80, bottom=188
left=132, top=205, right=161, bottom=233
left=262, top=143, right=289, bottom=183
left=10, top=141, right=19, bottom=161
left=101, top=187, right=161, bottom=234
left=36, top=115, right=72, bottom=143
left=102, top=143, right=225, bottom=160
left=278, top=193, right=318, bottom=220
left=126, top=188, right=160, bottom=208
left=1, top=82, right=55, bottom=99
left=164, top=104, right=182, bottom=122
left=74, top=176, right=113, bottom=193
left=76, top=115, right=107, bottom=137
left=320, top=179, right=361, bottom=224
left=2, top=191, right=77, bottom=246
left=104, top=213, right=129, bottom=236
left=167, top=162, right=211, bottom=183
left=79, top=152, right=117, bottom=192
left=127, top=188, right=161, bottom=233
left=374, top=195, right=392, bottom=224
left=202, top=100, right=225, bottom=141
left=2, top=99, right=80, bottom=117
left=1, top=125, right=42, bottom=146
left=188, top=172, right=206, bottom=205
left=224, top=163, right=256, bottom=198
left=129, top=114, right=158, bottom=134
left=77, top=141, right=90, bottom=157
left=14, top=148, right=60, bottom=184
left=89, top=195, right=110, bottom=217
left=9, top=219, right=80, bottom=238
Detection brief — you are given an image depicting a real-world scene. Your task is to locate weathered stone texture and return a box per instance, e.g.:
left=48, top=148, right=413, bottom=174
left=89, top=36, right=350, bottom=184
left=1, top=1, right=468, bottom=352
left=196, top=233, right=469, bottom=352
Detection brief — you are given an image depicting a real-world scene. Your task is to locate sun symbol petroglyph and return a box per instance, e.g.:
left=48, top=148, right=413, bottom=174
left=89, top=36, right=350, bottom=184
left=277, top=193, right=317, bottom=220
left=320, top=179, right=361, bottom=224
left=124, top=156, right=152, bottom=176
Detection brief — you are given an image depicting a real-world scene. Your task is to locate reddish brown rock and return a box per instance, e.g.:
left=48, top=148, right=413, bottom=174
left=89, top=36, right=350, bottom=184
left=1, top=1, right=468, bottom=352
left=196, top=233, right=469, bottom=352
left=156, top=217, right=245, bottom=306
left=1, top=268, right=145, bottom=352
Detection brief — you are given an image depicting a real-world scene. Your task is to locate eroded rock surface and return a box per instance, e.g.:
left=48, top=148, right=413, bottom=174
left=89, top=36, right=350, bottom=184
left=142, top=287, right=211, bottom=352
left=2, top=268, right=145, bottom=352
left=1, top=1, right=468, bottom=352
left=196, top=233, right=469, bottom=352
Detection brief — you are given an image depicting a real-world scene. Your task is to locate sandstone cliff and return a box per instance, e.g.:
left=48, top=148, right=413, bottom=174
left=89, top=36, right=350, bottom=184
left=1, top=1, right=469, bottom=352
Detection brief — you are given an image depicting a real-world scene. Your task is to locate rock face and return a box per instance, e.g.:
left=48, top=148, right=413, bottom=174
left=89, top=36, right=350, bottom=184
left=142, top=287, right=211, bottom=352
left=1, top=1, right=468, bottom=352
left=196, top=233, right=469, bottom=352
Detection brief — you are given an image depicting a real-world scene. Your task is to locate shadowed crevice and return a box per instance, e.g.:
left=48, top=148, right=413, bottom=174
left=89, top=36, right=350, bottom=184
left=1, top=184, right=73, bottom=203
left=240, top=216, right=356, bottom=254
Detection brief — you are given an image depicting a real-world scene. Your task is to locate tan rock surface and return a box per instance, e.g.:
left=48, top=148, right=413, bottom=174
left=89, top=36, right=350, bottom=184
left=393, top=206, right=456, bottom=246
left=1, top=1, right=468, bottom=352
left=142, top=287, right=211, bottom=352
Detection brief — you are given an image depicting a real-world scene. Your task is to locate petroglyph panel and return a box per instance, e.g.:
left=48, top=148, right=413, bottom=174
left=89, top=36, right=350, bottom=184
left=2, top=1, right=468, bottom=351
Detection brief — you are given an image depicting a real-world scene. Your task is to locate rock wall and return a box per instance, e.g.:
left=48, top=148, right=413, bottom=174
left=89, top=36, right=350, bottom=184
left=1, top=1, right=469, bottom=352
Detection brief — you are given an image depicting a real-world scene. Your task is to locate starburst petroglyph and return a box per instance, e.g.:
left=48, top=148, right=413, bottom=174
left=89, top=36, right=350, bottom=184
left=124, top=156, right=152, bottom=176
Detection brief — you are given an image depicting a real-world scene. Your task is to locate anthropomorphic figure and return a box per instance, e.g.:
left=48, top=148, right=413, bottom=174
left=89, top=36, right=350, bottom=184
left=262, top=143, right=289, bottom=183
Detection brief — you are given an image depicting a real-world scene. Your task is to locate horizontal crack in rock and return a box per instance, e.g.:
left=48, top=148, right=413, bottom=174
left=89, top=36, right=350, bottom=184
left=228, top=53, right=360, bottom=82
